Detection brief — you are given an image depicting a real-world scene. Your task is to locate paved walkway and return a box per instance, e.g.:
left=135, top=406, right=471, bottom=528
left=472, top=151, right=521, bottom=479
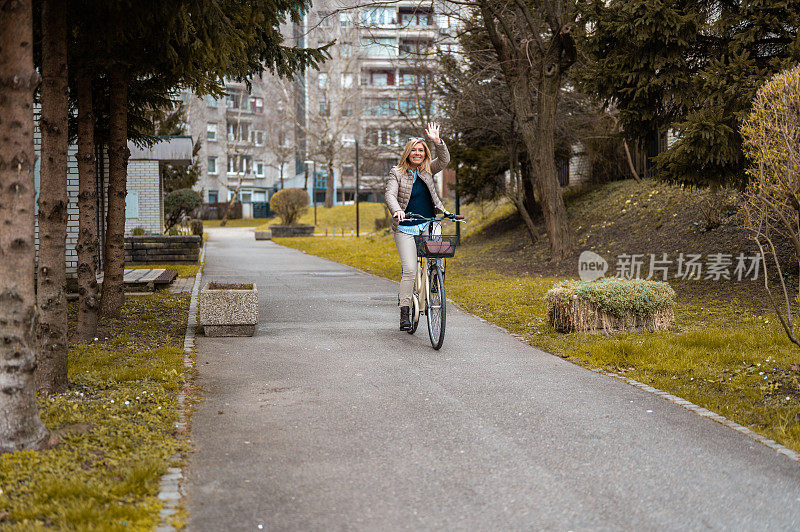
left=185, top=227, right=800, bottom=531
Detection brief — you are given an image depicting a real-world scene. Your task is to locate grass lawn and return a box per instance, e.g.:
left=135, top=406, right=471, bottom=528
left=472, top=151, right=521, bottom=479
left=127, top=263, right=200, bottom=278
left=258, top=202, right=389, bottom=234
left=0, top=292, right=191, bottom=530
left=275, top=207, right=800, bottom=452
left=202, top=218, right=265, bottom=228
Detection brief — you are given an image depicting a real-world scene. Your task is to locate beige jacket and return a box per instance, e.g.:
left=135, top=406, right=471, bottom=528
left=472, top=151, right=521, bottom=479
left=385, top=140, right=450, bottom=231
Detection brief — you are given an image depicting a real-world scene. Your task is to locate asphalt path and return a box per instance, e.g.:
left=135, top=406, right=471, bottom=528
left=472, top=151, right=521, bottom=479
left=185, top=227, right=800, bottom=531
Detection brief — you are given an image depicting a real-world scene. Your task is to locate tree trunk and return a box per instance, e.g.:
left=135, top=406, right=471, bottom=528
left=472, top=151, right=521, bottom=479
left=279, top=161, right=284, bottom=189
left=75, top=71, right=100, bottom=342
left=99, top=66, right=129, bottom=319
left=520, top=156, right=537, bottom=217
left=36, top=0, right=69, bottom=394
left=0, top=0, right=52, bottom=453
left=324, top=160, right=334, bottom=208
left=509, top=70, right=573, bottom=260
left=507, top=146, right=540, bottom=244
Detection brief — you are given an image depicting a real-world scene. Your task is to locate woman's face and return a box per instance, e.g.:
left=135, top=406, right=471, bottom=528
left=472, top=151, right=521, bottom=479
left=408, top=142, right=426, bottom=166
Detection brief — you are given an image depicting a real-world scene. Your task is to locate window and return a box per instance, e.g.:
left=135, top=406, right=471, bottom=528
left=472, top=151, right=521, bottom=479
left=368, top=128, right=398, bottom=146
left=364, top=99, right=396, bottom=116
left=341, top=133, right=355, bottom=144
left=318, top=11, right=331, bottom=26
left=399, top=10, right=433, bottom=27
left=240, top=156, right=252, bottom=174
left=342, top=102, right=354, bottom=116
left=207, top=123, right=217, bottom=141
left=360, top=37, right=396, bottom=58
left=319, top=101, right=330, bottom=116
left=240, top=191, right=252, bottom=203
left=400, top=39, right=432, bottom=57
left=227, top=156, right=236, bottom=174
left=208, top=190, right=218, bottom=203
left=359, top=7, right=395, bottom=26
left=226, top=93, right=238, bottom=108
left=342, top=164, right=354, bottom=177
left=339, top=12, right=352, bottom=27
left=398, top=99, right=419, bottom=116
left=240, top=93, right=249, bottom=111
left=400, top=72, right=417, bottom=85
left=255, top=161, right=265, bottom=177
left=318, top=72, right=328, bottom=89
left=341, top=73, right=354, bottom=88
left=254, top=130, right=264, bottom=146
left=208, top=156, right=218, bottom=175
left=341, top=43, right=352, bottom=58
left=227, top=121, right=251, bottom=142
left=250, top=97, right=263, bottom=113
left=206, top=95, right=218, bottom=108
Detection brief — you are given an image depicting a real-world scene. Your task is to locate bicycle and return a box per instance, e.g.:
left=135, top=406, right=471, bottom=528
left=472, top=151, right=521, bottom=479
left=403, top=212, right=465, bottom=350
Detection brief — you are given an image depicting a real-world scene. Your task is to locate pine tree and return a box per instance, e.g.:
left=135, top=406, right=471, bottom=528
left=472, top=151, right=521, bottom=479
left=36, top=0, right=70, bottom=393
left=580, top=0, right=800, bottom=189
left=0, top=0, right=52, bottom=453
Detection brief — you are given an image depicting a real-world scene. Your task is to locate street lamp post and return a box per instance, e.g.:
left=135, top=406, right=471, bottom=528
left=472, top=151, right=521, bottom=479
left=355, top=140, right=360, bottom=238
left=313, top=161, right=317, bottom=226
left=304, top=159, right=316, bottom=227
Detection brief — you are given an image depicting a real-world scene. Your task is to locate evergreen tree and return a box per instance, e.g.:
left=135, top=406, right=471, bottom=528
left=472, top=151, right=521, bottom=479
left=36, top=0, right=70, bottom=394
left=0, top=0, right=52, bottom=453
left=581, top=0, right=800, bottom=189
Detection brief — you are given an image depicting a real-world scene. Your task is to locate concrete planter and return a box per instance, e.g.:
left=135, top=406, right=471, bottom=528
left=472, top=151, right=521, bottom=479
left=199, top=282, right=258, bottom=337
left=254, top=230, right=272, bottom=241
left=269, top=224, right=314, bottom=237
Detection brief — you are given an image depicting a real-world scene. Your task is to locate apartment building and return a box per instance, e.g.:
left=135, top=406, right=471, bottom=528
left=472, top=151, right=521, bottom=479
left=185, top=1, right=462, bottom=215
left=300, top=0, right=463, bottom=203
left=184, top=79, right=281, bottom=218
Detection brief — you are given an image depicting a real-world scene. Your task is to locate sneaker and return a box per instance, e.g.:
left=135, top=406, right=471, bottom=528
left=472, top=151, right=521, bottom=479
left=400, top=306, right=411, bottom=330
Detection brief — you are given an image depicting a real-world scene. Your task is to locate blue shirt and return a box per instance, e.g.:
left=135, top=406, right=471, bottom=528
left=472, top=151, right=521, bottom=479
left=398, top=169, right=433, bottom=235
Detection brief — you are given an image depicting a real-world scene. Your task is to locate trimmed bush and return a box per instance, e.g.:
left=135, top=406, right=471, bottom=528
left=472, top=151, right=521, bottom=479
left=130, top=226, right=146, bottom=236
left=546, top=278, right=675, bottom=333
left=164, top=188, right=202, bottom=230
left=271, top=188, right=309, bottom=225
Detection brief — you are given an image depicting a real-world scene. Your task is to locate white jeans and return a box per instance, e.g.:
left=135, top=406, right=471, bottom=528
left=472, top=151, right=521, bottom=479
left=394, top=231, right=418, bottom=308
left=394, top=225, right=440, bottom=307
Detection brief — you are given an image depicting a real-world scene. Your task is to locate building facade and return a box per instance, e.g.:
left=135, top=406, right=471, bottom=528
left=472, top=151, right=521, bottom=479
left=186, top=1, right=463, bottom=214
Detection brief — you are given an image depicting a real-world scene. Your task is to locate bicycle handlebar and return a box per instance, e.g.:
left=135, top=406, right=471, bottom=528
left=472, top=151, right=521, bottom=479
left=404, top=212, right=466, bottom=222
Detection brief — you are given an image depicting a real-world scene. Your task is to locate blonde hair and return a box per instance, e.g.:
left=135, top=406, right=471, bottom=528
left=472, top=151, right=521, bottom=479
left=395, top=139, right=432, bottom=174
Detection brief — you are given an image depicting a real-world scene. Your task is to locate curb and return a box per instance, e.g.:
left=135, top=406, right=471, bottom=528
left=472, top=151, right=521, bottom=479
left=276, top=242, right=800, bottom=465
left=156, top=243, right=204, bottom=531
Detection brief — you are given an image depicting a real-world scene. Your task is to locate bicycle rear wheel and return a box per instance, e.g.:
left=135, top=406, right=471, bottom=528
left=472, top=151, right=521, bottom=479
left=426, top=264, right=446, bottom=349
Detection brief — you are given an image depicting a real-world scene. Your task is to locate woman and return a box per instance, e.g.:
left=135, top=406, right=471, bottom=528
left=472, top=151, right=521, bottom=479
left=385, top=122, right=451, bottom=331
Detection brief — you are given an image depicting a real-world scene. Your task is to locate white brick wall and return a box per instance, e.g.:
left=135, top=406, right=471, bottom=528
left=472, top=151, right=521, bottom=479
left=125, top=160, right=163, bottom=234
left=33, top=111, right=81, bottom=277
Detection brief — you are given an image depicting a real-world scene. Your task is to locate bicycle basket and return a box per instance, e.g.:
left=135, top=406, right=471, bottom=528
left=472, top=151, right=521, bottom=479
left=413, top=234, right=459, bottom=258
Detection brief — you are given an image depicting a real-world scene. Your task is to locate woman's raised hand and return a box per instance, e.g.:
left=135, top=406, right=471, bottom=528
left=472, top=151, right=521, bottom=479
left=425, top=122, right=441, bottom=144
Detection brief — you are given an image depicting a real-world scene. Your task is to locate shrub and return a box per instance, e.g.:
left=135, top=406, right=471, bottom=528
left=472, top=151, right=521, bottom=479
left=167, top=226, right=180, bottom=236
left=546, top=278, right=675, bottom=333
left=131, top=226, right=146, bottom=236
left=742, top=65, right=800, bottom=347
left=271, top=188, right=309, bottom=225
left=164, top=188, right=202, bottom=230
left=190, top=218, right=203, bottom=236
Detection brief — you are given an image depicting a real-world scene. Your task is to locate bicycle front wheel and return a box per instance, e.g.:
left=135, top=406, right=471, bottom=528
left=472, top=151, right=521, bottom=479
left=408, top=289, right=420, bottom=334
left=426, top=264, right=446, bottom=350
